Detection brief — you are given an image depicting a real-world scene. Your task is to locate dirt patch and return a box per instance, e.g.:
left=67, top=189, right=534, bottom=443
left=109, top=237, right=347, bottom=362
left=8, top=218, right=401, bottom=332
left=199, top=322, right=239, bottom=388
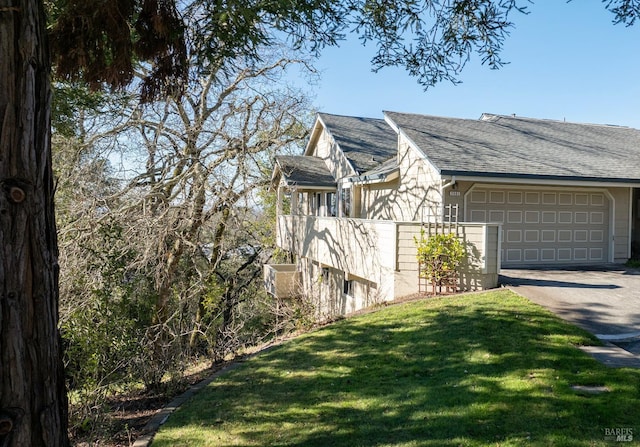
left=68, top=339, right=299, bottom=447
left=70, top=363, right=226, bottom=447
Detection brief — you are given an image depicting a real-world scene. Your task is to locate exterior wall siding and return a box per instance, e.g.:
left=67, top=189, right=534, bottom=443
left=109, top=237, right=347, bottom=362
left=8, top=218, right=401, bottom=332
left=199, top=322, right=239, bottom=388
left=394, top=222, right=500, bottom=296
left=395, top=136, right=444, bottom=221
left=610, top=187, right=631, bottom=262
left=362, top=180, right=399, bottom=220
left=311, top=128, right=355, bottom=180
left=363, top=136, right=444, bottom=221
left=278, top=215, right=397, bottom=306
left=276, top=215, right=500, bottom=316
left=299, top=259, right=346, bottom=319
left=297, top=261, right=386, bottom=320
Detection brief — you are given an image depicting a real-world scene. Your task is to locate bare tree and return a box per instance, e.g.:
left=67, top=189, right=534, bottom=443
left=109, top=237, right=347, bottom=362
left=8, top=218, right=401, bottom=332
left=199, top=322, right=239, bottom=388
left=7, top=1, right=638, bottom=444
left=128, top=56, right=307, bottom=317
left=55, top=53, right=313, bottom=391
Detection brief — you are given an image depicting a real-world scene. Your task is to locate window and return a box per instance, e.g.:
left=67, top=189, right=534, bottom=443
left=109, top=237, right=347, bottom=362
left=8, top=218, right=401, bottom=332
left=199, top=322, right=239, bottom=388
left=314, top=192, right=322, bottom=216
left=321, top=267, right=330, bottom=282
left=326, top=192, right=337, bottom=217
left=295, top=192, right=303, bottom=215
left=340, top=186, right=351, bottom=217
left=343, top=278, right=353, bottom=296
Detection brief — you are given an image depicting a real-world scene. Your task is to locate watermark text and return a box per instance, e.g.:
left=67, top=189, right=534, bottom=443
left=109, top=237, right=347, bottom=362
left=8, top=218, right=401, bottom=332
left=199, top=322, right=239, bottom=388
left=604, top=428, right=633, bottom=442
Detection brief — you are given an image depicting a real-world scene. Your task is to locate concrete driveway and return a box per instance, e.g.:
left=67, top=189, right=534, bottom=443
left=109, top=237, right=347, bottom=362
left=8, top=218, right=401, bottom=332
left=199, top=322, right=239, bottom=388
left=499, top=265, right=640, bottom=341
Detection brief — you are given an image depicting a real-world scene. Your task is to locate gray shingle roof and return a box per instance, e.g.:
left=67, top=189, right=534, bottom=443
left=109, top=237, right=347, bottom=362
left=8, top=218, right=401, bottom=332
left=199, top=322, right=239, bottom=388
left=384, top=111, right=640, bottom=183
left=275, top=155, right=336, bottom=188
left=318, top=113, right=398, bottom=174
left=358, top=157, right=398, bottom=179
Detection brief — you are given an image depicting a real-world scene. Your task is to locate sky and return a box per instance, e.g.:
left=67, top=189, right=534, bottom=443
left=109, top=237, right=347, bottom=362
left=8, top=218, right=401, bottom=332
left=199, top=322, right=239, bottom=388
left=302, top=1, right=640, bottom=128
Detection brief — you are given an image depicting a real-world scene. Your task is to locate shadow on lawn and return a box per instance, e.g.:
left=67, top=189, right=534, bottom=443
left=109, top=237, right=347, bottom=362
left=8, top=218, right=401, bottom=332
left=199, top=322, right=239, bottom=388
left=154, top=293, right=640, bottom=446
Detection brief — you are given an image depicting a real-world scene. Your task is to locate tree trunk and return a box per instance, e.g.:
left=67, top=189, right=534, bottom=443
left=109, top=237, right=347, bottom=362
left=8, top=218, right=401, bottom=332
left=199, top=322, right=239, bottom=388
left=0, top=1, right=69, bottom=446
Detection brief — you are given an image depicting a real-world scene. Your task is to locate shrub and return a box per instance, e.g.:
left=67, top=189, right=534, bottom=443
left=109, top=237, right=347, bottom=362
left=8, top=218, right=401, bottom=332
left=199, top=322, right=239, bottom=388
left=414, top=231, right=465, bottom=293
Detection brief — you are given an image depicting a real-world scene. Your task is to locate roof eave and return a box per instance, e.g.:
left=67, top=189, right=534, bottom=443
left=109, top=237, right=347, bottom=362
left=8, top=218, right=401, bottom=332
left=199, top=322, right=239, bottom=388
left=304, top=115, right=325, bottom=156
left=441, top=170, right=640, bottom=188
left=347, top=168, right=400, bottom=185
left=270, top=162, right=283, bottom=191
left=281, top=182, right=337, bottom=190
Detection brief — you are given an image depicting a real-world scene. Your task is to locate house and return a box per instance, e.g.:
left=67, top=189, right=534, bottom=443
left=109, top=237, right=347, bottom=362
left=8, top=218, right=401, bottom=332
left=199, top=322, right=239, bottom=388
left=264, top=111, right=640, bottom=317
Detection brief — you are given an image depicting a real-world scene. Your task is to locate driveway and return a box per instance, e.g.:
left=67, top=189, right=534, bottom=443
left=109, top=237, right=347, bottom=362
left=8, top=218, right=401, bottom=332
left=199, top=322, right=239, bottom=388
left=499, top=265, right=640, bottom=343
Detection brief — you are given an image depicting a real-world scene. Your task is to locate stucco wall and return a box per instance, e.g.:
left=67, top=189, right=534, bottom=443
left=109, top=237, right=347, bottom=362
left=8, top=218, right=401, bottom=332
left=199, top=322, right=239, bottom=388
left=278, top=215, right=397, bottom=301
left=298, top=261, right=387, bottom=320
left=277, top=216, right=500, bottom=311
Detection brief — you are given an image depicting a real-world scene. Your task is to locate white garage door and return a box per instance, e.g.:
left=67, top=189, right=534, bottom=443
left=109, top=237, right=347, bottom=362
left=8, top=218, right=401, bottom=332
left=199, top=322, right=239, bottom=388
left=466, top=188, right=610, bottom=267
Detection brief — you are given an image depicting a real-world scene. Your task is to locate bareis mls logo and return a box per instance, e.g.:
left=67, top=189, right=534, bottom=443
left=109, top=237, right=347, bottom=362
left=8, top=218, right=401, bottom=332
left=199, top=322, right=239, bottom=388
left=604, top=427, right=633, bottom=442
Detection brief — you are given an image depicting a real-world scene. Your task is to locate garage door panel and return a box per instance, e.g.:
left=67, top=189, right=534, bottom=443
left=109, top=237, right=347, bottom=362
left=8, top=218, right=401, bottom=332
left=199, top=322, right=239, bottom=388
left=559, top=193, right=572, bottom=205
left=541, top=230, right=555, bottom=242
left=470, top=190, right=487, bottom=203
left=505, top=249, right=522, bottom=262
left=557, top=248, right=572, bottom=261
left=575, top=193, right=589, bottom=206
left=467, top=188, right=609, bottom=266
left=558, top=211, right=572, bottom=224
left=524, top=230, right=539, bottom=243
left=590, top=247, right=604, bottom=261
left=574, top=230, right=588, bottom=242
left=470, top=209, right=486, bottom=221
left=525, top=192, right=540, bottom=204
left=542, top=193, right=556, bottom=205
left=489, top=191, right=505, bottom=203
left=541, top=249, right=555, bottom=261
left=542, top=211, right=556, bottom=223
left=575, top=212, right=588, bottom=224
left=574, top=248, right=588, bottom=261
left=508, top=191, right=523, bottom=204
left=524, top=249, right=539, bottom=262
left=525, top=211, right=540, bottom=223
left=507, top=210, right=522, bottom=223
left=558, top=230, right=572, bottom=242
left=591, top=194, right=605, bottom=206
left=506, top=230, right=522, bottom=243
left=591, top=212, right=604, bottom=224
left=489, top=210, right=504, bottom=222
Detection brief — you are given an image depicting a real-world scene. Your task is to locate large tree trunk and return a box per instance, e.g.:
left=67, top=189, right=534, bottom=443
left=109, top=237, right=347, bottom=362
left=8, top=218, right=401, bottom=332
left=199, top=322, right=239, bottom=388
left=0, top=1, right=69, bottom=446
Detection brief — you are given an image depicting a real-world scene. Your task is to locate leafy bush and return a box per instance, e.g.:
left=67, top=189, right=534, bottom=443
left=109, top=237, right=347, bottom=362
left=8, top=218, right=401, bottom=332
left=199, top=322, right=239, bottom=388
left=626, top=258, right=640, bottom=268
left=61, top=220, right=155, bottom=390
left=414, top=231, right=466, bottom=292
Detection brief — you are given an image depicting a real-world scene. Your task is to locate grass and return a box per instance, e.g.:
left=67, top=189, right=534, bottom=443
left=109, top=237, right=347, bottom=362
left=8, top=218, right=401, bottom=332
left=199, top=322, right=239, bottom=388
left=152, top=290, right=640, bottom=446
left=625, top=258, right=640, bottom=269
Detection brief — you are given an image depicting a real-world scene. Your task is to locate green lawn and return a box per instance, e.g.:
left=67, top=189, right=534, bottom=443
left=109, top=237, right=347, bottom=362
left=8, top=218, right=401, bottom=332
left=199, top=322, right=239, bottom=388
left=152, top=290, right=640, bottom=446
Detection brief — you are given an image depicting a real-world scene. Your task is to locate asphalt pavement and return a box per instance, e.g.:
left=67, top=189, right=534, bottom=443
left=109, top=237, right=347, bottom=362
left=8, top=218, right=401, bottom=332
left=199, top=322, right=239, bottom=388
left=499, top=265, right=640, bottom=367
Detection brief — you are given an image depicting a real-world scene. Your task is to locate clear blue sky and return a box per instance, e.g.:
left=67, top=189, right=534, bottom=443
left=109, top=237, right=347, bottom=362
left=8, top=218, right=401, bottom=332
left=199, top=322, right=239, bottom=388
left=305, top=1, right=640, bottom=128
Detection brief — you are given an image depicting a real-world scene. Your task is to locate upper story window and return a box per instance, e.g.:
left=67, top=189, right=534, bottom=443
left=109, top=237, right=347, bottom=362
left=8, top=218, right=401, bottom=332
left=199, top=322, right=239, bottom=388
left=326, top=192, right=336, bottom=217
left=340, top=186, right=351, bottom=217
left=313, top=192, right=322, bottom=216
left=288, top=191, right=304, bottom=215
